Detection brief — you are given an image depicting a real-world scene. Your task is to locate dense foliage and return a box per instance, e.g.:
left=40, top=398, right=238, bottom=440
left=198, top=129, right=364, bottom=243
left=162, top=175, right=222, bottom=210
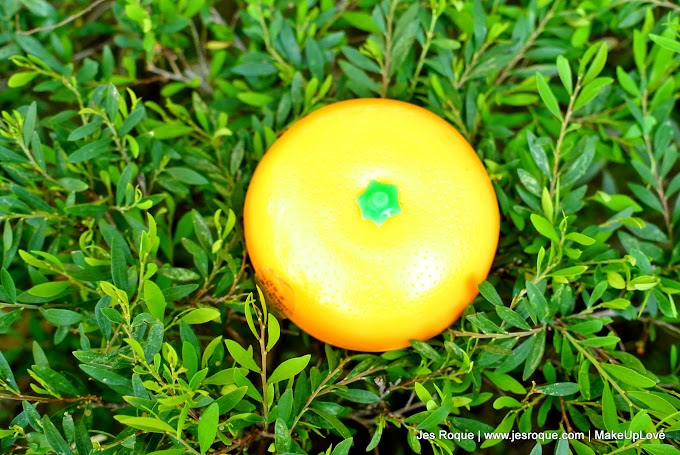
left=1, top=0, right=680, bottom=454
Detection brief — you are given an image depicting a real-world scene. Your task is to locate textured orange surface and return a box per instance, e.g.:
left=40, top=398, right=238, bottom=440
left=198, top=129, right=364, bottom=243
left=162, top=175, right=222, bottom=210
left=243, top=99, right=500, bottom=351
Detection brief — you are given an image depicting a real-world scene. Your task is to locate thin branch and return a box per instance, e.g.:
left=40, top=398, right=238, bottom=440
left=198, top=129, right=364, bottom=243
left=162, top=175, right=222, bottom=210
left=408, top=7, right=439, bottom=98
left=455, top=40, right=492, bottom=89
left=0, top=393, right=102, bottom=404
left=559, top=396, right=575, bottom=433
left=380, top=0, right=399, bottom=97
left=641, top=87, right=674, bottom=247
left=449, top=326, right=546, bottom=339
left=639, top=0, right=680, bottom=12
left=189, top=21, right=210, bottom=80
left=496, top=0, right=561, bottom=85
left=550, top=75, right=582, bottom=198
left=17, top=0, right=109, bottom=35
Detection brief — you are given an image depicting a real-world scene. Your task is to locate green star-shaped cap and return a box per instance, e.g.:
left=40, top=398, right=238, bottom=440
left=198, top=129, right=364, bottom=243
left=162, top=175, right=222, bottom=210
left=356, top=180, right=402, bottom=226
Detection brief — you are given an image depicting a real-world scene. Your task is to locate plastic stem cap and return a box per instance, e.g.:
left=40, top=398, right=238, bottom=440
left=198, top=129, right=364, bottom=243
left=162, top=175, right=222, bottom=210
left=356, top=180, right=402, bottom=226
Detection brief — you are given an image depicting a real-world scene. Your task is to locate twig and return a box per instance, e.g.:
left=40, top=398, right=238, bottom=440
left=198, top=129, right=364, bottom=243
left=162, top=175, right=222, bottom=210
left=17, top=0, right=109, bottom=35
left=449, top=326, right=546, bottom=339
left=559, top=397, right=575, bottom=433
left=0, top=393, right=102, bottom=404
left=550, top=74, right=582, bottom=198
left=147, top=62, right=193, bottom=84
left=380, top=0, right=399, bottom=97
left=455, top=40, right=492, bottom=89
left=408, top=6, right=440, bottom=98
left=496, top=0, right=561, bottom=85
left=189, top=21, right=210, bottom=80
left=641, top=87, right=674, bottom=247
left=639, top=0, right=680, bottom=11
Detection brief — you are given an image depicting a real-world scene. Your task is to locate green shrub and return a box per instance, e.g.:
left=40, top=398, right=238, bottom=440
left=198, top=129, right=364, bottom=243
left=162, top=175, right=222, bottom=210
left=1, top=0, right=679, bottom=454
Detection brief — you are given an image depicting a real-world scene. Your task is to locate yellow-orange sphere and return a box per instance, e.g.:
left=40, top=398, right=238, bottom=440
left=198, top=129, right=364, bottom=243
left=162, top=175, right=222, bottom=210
left=243, top=99, right=499, bottom=351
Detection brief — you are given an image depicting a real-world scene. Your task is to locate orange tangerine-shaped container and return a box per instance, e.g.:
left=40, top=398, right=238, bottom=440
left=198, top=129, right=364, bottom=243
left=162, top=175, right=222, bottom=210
left=244, top=99, right=500, bottom=352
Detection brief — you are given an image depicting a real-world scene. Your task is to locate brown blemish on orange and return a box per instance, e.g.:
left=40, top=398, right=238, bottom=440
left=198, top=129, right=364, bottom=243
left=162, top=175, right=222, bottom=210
left=255, top=269, right=295, bottom=318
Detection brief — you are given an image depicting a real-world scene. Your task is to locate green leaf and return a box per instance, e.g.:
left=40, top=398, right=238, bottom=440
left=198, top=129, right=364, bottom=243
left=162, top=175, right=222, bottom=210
left=144, top=280, right=166, bottom=321
left=31, top=365, right=80, bottom=396
left=555, top=438, right=569, bottom=455
left=583, top=42, right=608, bottom=84
left=57, top=178, right=88, bottom=192
left=114, top=416, right=175, bottom=434
left=165, top=167, right=209, bottom=185
left=42, top=415, right=74, bottom=455
left=8, top=71, right=38, bottom=88
left=335, top=388, right=380, bottom=404
left=529, top=442, right=542, bottom=455
left=574, top=77, right=613, bottom=111
left=68, top=138, right=114, bottom=163
left=0, top=309, right=22, bottom=333
left=601, top=364, right=656, bottom=388
left=530, top=214, right=559, bottom=242
left=214, top=386, right=248, bottom=414
left=478, top=281, right=502, bottom=306
left=535, top=74, right=562, bottom=121
left=415, top=403, right=453, bottom=430
left=0, top=350, right=19, bottom=392
left=198, top=403, right=219, bottom=454
left=493, top=396, right=522, bottom=409
left=151, top=123, right=194, bottom=139
left=480, top=413, right=516, bottom=448
left=158, top=267, right=201, bottom=282
left=116, top=163, right=135, bottom=207
left=339, top=60, right=380, bottom=94
left=330, top=438, right=354, bottom=455
left=266, top=315, right=280, bottom=351
left=80, top=364, right=131, bottom=386
left=28, top=281, right=70, bottom=298
left=523, top=331, right=546, bottom=380
left=182, top=238, right=209, bottom=277
left=565, top=232, right=595, bottom=245
left=224, top=339, right=261, bottom=372
left=1, top=268, right=17, bottom=303
left=120, top=106, right=146, bottom=135
left=390, top=3, right=420, bottom=75
left=111, top=236, right=128, bottom=291
left=22, top=101, right=37, bottom=148
left=649, top=34, right=680, bottom=54
left=191, top=210, right=213, bottom=252
left=342, top=12, right=381, bottom=33
left=601, top=382, right=618, bottom=431
left=627, top=391, right=676, bottom=415
left=641, top=444, right=680, bottom=455
left=526, top=132, right=551, bottom=179
left=410, top=339, right=443, bottom=361
left=274, top=418, right=291, bottom=452
left=556, top=55, right=573, bottom=95
left=535, top=382, right=580, bottom=396
left=496, top=306, right=531, bottom=330
left=472, top=0, right=487, bottom=49
left=41, top=309, right=82, bottom=326
left=182, top=308, right=220, bottom=324
left=616, top=66, right=640, bottom=97
left=68, top=118, right=103, bottom=141
left=268, top=354, right=311, bottom=384
left=484, top=371, right=526, bottom=394
left=308, top=408, right=351, bottom=439
left=549, top=266, right=588, bottom=277
left=629, top=183, right=664, bottom=213
left=236, top=92, right=274, bottom=107
left=366, top=425, right=383, bottom=451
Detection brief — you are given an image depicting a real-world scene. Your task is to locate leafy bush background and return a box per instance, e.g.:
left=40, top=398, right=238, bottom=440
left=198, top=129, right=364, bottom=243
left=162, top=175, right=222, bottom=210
left=1, top=0, right=680, bottom=454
